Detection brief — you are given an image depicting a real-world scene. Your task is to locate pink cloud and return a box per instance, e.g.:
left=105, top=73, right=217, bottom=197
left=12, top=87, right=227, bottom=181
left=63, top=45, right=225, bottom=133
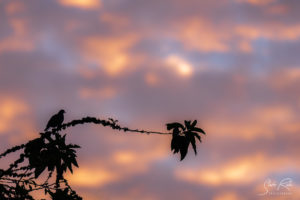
left=173, top=18, right=229, bottom=52
left=58, top=0, right=101, bottom=10
left=81, top=34, right=139, bottom=76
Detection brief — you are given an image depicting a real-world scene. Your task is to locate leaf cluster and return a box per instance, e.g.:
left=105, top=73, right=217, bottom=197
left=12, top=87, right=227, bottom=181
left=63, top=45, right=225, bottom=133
left=24, top=132, right=80, bottom=179
left=167, top=120, right=206, bottom=161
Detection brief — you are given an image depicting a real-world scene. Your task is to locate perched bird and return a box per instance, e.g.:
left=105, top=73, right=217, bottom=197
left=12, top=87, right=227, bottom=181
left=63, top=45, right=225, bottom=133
left=44, top=109, right=65, bottom=131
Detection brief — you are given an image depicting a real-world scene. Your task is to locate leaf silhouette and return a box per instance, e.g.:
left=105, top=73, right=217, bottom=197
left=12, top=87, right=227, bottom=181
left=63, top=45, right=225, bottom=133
left=167, top=120, right=206, bottom=161
left=179, top=136, right=189, bottom=161
left=34, top=166, right=46, bottom=178
left=188, top=133, right=197, bottom=155
left=171, top=135, right=181, bottom=153
left=193, top=132, right=202, bottom=143
left=191, top=120, right=197, bottom=127
left=166, top=122, right=185, bottom=131
left=192, top=127, right=206, bottom=135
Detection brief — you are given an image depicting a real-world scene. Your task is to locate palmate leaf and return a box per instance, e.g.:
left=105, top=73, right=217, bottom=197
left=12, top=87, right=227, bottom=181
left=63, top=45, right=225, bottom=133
left=171, top=135, right=180, bottom=153
left=166, top=122, right=185, bottom=131
left=188, top=133, right=197, bottom=155
left=192, top=127, right=206, bottom=135
left=179, top=136, right=189, bottom=161
left=167, top=120, right=206, bottom=161
left=70, top=156, right=79, bottom=168
left=191, top=120, right=197, bottom=127
left=184, top=120, right=191, bottom=129
left=193, top=132, right=202, bottom=143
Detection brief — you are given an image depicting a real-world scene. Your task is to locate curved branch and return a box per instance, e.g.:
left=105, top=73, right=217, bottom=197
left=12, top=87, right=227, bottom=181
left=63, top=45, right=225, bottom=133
left=0, top=116, right=171, bottom=159
left=53, top=116, right=171, bottom=135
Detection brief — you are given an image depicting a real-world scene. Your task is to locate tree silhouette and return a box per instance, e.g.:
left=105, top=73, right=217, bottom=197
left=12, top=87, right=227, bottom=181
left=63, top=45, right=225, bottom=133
left=0, top=110, right=206, bottom=199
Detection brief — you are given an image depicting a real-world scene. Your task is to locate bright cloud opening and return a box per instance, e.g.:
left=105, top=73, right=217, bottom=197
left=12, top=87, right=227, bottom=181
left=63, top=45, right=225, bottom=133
left=165, top=55, right=193, bottom=77
left=58, top=0, right=101, bottom=9
left=67, top=168, right=118, bottom=187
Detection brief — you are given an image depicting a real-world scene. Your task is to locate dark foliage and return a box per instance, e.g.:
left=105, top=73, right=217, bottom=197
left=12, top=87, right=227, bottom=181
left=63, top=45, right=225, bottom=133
left=0, top=110, right=206, bottom=199
left=167, top=120, right=206, bottom=161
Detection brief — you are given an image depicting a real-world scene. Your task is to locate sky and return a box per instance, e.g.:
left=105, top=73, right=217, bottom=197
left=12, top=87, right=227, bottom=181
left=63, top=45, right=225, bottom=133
left=0, top=0, right=300, bottom=199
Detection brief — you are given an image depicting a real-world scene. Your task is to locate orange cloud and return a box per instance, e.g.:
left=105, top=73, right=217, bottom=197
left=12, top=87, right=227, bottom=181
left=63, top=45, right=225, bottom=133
left=0, top=37, right=34, bottom=53
left=175, top=153, right=299, bottom=186
left=173, top=17, right=300, bottom=54
left=238, top=40, right=252, bottom=53
left=267, top=5, right=289, bottom=15
left=58, top=0, right=101, bottom=9
left=213, top=192, right=244, bottom=200
left=0, top=98, right=28, bottom=133
left=65, top=138, right=168, bottom=189
left=235, top=0, right=276, bottom=6
left=100, top=13, right=129, bottom=29
left=175, top=18, right=229, bottom=52
left=145, top=72, right=160, bottom=86
left=5, top=2, right=25, bottom=15
left=79, top=87, right=117, bottom=99
left=82, top=35, right=138, bottom=76
left=110, top=141, right=169, bottom=174
left=113, top=151, right=137, bottom=165
left=268, top=67, right=300, bottom=89
left=236, top=24, right=300, bottom=41
left=67, top=167, right=118, bottom=187
left=9, top=18, right=28, bottom=36
left=206, top=104, right=296, bottom=140
left=0, top=17, right=35, bottom=53
left=165, top=55, right=193, bottom=77
left=77, top=67, right=97, bottom=79
left=252, top=105, right=293, bottom=125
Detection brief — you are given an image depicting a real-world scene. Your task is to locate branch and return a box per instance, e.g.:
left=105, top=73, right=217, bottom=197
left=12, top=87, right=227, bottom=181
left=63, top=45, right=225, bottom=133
left=53, top=116, right=171, bottom=135
left=0, top=116, right=171, bottom=159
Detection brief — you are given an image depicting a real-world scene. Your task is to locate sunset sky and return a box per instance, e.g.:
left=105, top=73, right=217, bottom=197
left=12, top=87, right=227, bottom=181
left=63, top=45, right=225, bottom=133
left=1, top=0, right=300, bottom=199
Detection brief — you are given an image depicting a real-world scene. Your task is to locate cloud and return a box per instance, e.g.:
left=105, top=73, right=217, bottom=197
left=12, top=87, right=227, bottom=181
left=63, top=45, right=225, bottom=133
left=113, top=151, right=137, bottom=165
left=213, top=191, right=244, bottom=200
left=0, top=18, right=35, bottom=53
left=111, top=142, right=168, bottom=173
left=267, top=4, right=289, bottom=15
left=99, top=13, right=130, bottom=29
left=0, top=97, right=28, bottom=133
left=175, top=153, right=300, bottom=186
left=174, top=18, right=229, bottom=52
left=5, top=2, right=25, bottom=15
left=267, top=67, right=300, bottom=89
left=235, top=24, right=300, bottom=41
left=144, top=72, right=160, bottom=87
left=165, top=55, right=194, bottom=77
left=79, top=86, right=117, bottom=99
left=0, top=37, right=35, bottom=53
left=235, top=0, right=276, bottom=6
left=81, top=34, right=138, bottom=76
left=58, top=0, right=101, bottom=10
left=67, top=166, right=119, bottom=187
left=204, top=100, right=297, bottom=141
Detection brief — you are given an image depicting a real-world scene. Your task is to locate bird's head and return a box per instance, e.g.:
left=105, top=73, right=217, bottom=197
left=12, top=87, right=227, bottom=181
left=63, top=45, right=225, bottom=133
left=59, top=109, right=65, bottom=114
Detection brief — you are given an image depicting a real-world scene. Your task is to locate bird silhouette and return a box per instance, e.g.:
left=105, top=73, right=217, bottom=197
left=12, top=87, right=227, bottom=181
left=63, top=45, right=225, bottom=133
left=44, top=109, right=65, bottom=131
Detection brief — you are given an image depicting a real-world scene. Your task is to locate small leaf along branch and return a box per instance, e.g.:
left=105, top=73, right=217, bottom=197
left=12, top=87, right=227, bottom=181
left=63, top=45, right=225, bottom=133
left=54, top=116, right=171, bottom=135
left=0, top=116, right=170, bottom=159
left=0, top=144, right=26, bottom=159
left=0, top=112, right=206, bottom=199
